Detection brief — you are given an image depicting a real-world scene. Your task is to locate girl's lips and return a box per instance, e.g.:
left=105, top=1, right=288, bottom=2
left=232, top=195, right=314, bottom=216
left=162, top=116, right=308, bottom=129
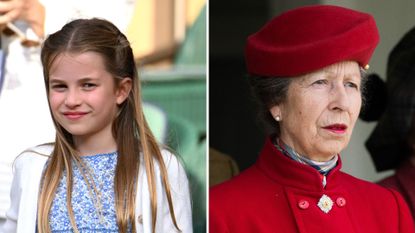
left=322, top=124, right=348, bottom=134
left=63, top=112, right=88, bottom=120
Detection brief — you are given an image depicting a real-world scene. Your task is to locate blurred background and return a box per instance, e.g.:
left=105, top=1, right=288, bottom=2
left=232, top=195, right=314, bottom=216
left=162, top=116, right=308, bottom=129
left=209, top=0, right=415, bottom=185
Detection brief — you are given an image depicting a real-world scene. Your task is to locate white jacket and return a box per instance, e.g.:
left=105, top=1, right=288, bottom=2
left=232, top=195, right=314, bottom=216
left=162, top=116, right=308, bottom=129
left=0, top=144, right=193, bottom=233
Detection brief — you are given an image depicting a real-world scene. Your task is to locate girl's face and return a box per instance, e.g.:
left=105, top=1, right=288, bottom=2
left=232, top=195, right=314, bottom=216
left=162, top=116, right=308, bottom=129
left=48, top=52, right=130, bottom=143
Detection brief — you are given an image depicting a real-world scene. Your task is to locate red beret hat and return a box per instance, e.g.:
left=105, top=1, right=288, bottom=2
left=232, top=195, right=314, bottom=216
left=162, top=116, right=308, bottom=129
left=245, top=5, right=380, bottom=77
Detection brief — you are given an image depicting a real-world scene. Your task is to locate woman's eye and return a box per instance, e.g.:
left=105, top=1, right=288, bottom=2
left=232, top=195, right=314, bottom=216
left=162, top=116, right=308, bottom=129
left=312, top=79, right=328, bottom=86
left=345, top=82, right=359, bottom=90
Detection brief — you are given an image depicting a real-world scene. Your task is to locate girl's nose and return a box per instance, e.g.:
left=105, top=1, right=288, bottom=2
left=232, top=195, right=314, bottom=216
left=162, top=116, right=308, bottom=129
left=64, top=89, right=81, bottom=108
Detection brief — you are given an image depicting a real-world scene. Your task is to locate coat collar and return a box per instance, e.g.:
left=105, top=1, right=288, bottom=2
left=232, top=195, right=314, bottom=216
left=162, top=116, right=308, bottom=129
left=255, top=137, right=343, bottom=192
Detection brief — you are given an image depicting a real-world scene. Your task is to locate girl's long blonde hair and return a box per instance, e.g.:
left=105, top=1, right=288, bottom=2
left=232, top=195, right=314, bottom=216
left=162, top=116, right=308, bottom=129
left=37, top=18, right=180, bottom=233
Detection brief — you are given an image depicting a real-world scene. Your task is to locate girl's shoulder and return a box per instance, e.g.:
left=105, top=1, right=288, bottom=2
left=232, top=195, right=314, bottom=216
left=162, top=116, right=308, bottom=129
left=160, top=149, right=179, bottom=166
left=14, top=143, right=53, bottom=170
left=159, top=149, right=186, bottom=176
left=141, top=148, right=188, bottom=188
left=161, top=149, right=189, bottom=190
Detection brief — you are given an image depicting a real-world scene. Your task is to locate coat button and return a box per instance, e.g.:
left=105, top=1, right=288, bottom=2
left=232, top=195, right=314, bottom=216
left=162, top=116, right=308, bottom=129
left=137, top=215, right=143, bottom=224
left=298, top=200, right=309, bottom=209
left=336, top=197, right=346, bottom=207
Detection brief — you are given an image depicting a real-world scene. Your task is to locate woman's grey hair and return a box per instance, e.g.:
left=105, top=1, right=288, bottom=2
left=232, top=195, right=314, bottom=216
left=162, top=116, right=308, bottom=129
left=248, top=75, right=292, bottom=136
left=249, top=67, right=368, bottom=136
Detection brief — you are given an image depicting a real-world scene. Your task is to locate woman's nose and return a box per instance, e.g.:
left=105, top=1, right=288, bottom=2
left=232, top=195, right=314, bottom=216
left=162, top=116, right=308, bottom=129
left=328, top=84, right=349, bottom=111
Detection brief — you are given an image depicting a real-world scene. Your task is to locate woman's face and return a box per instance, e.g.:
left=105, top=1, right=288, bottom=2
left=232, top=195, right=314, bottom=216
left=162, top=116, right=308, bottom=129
left=270, top=61, right=362, bottom=161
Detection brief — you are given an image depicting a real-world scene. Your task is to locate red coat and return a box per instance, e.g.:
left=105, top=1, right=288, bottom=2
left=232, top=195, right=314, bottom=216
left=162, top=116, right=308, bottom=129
left=210, top=139, right=415, bottom=233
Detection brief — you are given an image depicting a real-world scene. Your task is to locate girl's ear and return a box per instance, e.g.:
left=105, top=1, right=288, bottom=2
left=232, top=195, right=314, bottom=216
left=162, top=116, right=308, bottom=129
left=116, top=77, right=132, bottom=105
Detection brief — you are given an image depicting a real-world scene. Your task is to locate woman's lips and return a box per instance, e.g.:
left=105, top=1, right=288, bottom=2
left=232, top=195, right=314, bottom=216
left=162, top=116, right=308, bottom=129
left=63, top=112, right=88, bottom=120
left=322, top=124, right=347, bottom=134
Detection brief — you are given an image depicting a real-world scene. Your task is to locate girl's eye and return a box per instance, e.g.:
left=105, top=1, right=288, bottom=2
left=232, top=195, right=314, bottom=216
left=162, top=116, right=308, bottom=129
left=82, top=83, right=97, bottom=90
left=51, top=84, right=67, bottom=92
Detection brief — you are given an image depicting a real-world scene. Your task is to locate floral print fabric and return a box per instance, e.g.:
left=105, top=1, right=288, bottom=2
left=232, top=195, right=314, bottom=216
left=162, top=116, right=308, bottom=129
left=48, top=152, right=122, bottom=232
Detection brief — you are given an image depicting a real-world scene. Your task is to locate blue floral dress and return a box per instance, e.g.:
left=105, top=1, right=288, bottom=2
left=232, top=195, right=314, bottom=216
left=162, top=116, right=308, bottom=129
left=48, top=152, right=125, bottom=232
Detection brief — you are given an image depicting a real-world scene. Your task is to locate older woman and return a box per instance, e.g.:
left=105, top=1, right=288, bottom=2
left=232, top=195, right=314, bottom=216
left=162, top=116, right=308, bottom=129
left=209, top=5, right=415, bottom=233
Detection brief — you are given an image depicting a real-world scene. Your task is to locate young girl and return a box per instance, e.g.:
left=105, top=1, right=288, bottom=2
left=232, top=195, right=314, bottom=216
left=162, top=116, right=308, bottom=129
left=0, top=18, right=192, bottom=233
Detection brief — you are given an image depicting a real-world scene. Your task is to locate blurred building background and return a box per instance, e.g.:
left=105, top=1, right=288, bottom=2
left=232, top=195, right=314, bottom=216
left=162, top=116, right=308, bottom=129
left=210, top=0, right=415, bottom=184
left=127, top=1, right=206, bottom=232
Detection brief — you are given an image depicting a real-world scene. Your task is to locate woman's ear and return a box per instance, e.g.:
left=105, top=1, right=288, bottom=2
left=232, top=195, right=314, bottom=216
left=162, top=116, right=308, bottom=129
left=116, top=77, right=132, bottom=105
left=270, top=105, right=282, bottom=122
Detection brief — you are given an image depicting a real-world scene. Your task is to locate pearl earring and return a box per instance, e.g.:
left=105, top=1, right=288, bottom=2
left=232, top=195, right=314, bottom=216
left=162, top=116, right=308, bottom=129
left=275, top=116, right=281, bottom=121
